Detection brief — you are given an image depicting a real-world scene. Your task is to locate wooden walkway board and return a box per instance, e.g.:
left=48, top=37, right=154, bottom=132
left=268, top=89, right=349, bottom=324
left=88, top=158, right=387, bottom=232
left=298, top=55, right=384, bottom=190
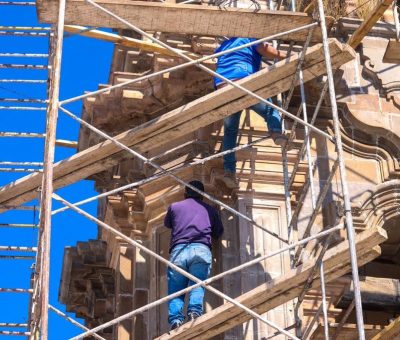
left=37, top=0, right=333, bottom=42
left=155, top=227, right=387, bottom=340
left=371, top=315, right=400, bottom=340
left=0, top=39, right=355, bottom=210
left=311, top=323, right=384, bottom=339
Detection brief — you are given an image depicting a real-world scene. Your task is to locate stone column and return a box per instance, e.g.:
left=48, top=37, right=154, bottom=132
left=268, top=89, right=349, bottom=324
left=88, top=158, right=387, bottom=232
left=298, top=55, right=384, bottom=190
left=115, top=245, right=134, bottom=340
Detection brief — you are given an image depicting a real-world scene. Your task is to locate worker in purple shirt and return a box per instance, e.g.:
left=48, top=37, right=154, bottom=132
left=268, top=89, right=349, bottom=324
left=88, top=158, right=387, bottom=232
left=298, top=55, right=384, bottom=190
left=214, top=37, right=289, bottom=189
left=164, top=180, right=224, bottom=330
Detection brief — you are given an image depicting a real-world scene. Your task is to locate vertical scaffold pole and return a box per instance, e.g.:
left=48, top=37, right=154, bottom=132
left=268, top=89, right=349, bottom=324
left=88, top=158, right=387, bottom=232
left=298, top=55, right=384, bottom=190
left=316, top=0, right=366, bottom=338
left=37, top=0, right=65, bottom=338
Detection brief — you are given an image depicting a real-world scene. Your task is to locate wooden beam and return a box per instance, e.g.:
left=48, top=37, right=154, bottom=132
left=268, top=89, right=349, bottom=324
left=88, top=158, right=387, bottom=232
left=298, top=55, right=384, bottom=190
left=36, top=0, right=334, bottom=42
left=0, top=39, right=355, bottom=210
left=155, top=227, right=387, bottom=340
left=312, top=323, right=384, bottom=340
left=64, top=25, right=200, bottom=58
left=347, top=0, right=395, bottom=49
left=371, top=315, right=400, bottom=340
left=303, top=1, right=315, bottom=14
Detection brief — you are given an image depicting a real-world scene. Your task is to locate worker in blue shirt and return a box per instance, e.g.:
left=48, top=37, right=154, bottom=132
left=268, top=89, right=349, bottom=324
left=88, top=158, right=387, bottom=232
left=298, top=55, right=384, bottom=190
left=164, top=180, right=224, bottom=330
left=214, top=37, right=288, bottom=189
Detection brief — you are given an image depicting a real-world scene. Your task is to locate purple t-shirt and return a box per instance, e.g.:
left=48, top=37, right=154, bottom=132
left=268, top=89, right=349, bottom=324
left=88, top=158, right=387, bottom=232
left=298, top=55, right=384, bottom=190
left=164, top=198, right=224, bottom=252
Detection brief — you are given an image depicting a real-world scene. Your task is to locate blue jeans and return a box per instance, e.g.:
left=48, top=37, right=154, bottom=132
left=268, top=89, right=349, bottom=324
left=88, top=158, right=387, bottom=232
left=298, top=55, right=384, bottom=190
left=223, top=98, right=282, bottom=173
left=168, top=243, right=212, bottom=324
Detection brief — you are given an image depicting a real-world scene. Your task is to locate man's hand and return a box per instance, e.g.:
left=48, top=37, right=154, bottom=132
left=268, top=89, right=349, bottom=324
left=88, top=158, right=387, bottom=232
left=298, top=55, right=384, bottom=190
left=256, top=43, right=289, bottom=60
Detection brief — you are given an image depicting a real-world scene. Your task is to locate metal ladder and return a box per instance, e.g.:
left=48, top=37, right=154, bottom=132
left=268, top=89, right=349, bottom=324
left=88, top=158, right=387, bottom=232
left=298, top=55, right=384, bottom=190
left=0, top=1, right=50, bottom=337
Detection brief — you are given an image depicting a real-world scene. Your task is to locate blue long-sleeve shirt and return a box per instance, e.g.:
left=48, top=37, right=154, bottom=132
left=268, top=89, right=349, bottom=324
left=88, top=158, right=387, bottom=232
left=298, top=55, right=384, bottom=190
left=214, top=37, right=263, bottom=88
left=164, top=198, right=224, bottom=252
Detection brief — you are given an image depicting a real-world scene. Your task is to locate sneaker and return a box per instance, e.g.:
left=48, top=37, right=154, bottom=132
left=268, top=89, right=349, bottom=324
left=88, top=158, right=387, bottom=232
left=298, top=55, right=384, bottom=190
left=188, top=311, right=201, bottom=321
left=271, top=131, right=288, bottom=147
left=222, top=172, right=238, bottom=189
left=170, top=320, right=183, bottom=331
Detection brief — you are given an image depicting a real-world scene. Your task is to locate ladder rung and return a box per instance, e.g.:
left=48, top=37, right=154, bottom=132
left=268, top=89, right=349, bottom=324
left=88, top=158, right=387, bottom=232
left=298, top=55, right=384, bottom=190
left=0, top=106, right=46, bottom=111
left=0, top=168, right=42, bottom=173
left=0, top=330, right=31, bottom=336
left=0, top=26, right=50, bottom=31
left=0, top=161, right=43, bottom=167
left=0, top=246, right=37, bottom=252
left=0, top=288, right=33, bottom=293
left=0, top=223, right=39, bottom=228
left=0, top=79, right=47, bottom=84
left=0, top=53, right=48, bottom=58
left=0, top=323, right=28, bottom=328
left=0, top=255, right=35, bottom=260
left=0, top=31, right=49, bottom=37
left=0, top=1, right=35, bottom=5
left=0, top=132, right=45, bottom=138
left=0, top=132, right=78, bottom=147
left=0, top=98, right=46, bottom=103
left=0, top=63, right=47, bottom=69
left=0, top=206, right=37, bottom=212
left=0, top=132, right=77, bottom=148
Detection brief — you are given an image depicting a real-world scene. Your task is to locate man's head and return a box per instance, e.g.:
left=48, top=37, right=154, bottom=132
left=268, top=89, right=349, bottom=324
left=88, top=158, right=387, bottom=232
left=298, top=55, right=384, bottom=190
left=185, top=180, right=205, bottom=200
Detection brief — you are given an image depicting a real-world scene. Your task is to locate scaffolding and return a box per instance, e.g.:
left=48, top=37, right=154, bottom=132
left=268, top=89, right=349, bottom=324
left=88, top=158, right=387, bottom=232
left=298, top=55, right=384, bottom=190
left=0, top=0, right=396, bottom=338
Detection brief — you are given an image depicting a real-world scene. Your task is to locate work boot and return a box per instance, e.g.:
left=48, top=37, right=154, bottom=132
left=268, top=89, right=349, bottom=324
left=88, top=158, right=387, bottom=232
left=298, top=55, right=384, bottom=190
left=271, top=131, right=288, bottom=147
left=170, top=319, right=183, bottom=331
left=188, top=312, right=201, bottom=321
left=222, top=172, right=238, bottom=189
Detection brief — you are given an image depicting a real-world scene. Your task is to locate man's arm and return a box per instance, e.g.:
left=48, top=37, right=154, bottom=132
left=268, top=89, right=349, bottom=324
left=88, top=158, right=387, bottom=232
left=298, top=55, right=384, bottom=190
left=256, top=43, right=288, bottom=60
left=164, top=206, right=173, bottom=229
left=211, top=209, right=224, bottom=239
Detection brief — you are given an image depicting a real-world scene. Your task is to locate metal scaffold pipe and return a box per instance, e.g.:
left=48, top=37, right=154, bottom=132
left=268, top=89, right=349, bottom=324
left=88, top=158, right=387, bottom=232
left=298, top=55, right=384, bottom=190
left=317, top=0, right=366, bottom=338
left=48, top=305, right=107, bottom=340
left=35, top=0, right=66, bottom=338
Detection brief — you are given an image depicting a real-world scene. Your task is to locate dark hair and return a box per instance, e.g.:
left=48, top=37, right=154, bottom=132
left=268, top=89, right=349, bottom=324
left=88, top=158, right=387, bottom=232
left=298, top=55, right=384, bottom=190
left=185, top=180, right=204, bottom=200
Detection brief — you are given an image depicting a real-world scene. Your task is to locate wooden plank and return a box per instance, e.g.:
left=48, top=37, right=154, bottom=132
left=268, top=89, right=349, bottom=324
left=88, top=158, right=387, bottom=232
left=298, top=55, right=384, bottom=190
left=312, top=323, right=384, bottom=340
left=0, top=39, right=355, bottom=210
left=347, top=0, right=395, bottom=48
left=36, top=0, right=334, bottom=42
left=303, top=1, right=315, bottom=14
left=155, top=227, right=387, bottom=340
left=64, top=25, right=200, bottom=58
left=371, top=315, right=400, bottom=340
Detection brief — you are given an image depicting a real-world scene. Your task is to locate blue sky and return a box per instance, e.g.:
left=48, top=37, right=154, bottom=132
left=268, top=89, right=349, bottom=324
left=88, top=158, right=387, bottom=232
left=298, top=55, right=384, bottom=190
left=1, top=3, right=113, bottom=339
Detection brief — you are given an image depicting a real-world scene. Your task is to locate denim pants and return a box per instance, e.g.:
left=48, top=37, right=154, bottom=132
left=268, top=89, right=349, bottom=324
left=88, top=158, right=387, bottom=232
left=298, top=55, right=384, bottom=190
left=223, top=98, right=282, bottom=173
left=168, top=243, right=212, bottom=324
